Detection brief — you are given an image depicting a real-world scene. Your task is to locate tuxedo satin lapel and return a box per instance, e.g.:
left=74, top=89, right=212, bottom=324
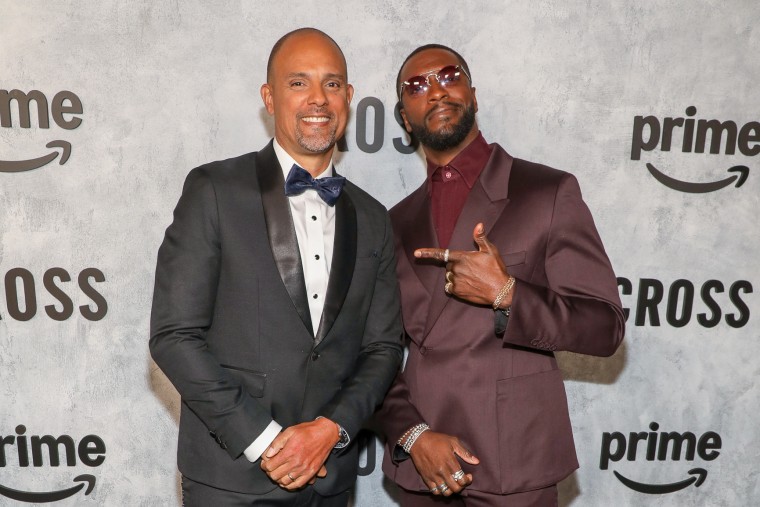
left=422, top=146, right=513, bottom=339
left=255, top=143, right=314, bottom=336
left=398, top=186, right=440, bottom=296
left=315, top=184, right=356, bottom=345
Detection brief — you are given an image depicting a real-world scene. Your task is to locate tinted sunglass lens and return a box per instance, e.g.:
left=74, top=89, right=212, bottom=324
left=438, top=66, right=462, bottom=86
left=405, top=77, right=428, bottom=96
left=403, top=66, right=463, bottom=96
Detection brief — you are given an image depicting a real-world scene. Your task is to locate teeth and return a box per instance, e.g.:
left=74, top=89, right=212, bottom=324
left=302, top=116, right=329, bottom=123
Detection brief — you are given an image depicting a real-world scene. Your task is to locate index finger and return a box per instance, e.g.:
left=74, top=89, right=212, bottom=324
left=414, top=248, right=464, bottom=263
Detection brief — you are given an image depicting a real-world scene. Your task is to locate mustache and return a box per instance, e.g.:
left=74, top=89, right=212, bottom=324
left=425, top=101, right=463, bottom=121
left=297, top=107, right=334, bottom=118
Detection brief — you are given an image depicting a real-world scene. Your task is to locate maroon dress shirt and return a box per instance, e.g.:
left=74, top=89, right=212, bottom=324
left=427, top=132, right=493, bottom=247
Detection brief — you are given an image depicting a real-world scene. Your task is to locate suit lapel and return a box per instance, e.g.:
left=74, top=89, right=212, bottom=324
left=398, top=185, right=440, bottom=296
left=255, top=142, right=314, bottom=336
left=315, top=183, right=356, bottom=345
left=422, top=145, right=514, bottom=340
left=471, top=146, right=513, bottom=236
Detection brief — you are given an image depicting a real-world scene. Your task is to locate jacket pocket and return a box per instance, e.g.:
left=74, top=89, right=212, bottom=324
left=495, top=368, right=578, bottom=493
left=220, top=364, right=267, bottom=398
left=500, top=250, right=526, bottom=266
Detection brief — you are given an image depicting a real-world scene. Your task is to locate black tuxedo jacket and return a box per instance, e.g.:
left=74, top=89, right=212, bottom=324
left=150, top=141, right=403, bottom=495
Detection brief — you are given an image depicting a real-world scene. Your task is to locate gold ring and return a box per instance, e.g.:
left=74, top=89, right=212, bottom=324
left=444, top=282, right=453, bottom=294
left=443, top=249, right=450, bottom=263
left=446, top=271, right=453, bottom=283
left=287, top=472, right=296, bottom=481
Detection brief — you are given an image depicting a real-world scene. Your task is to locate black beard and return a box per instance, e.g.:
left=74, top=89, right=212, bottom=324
left=408, top=101, right=476, bottom=152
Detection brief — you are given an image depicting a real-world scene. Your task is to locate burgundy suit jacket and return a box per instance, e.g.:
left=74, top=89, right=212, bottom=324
left=376, top=144, right=625, bottom=495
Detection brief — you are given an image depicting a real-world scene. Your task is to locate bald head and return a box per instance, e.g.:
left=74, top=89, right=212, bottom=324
left=267, top=28, right=347, bottom=83
left=260, top=28, right=353, bottom=174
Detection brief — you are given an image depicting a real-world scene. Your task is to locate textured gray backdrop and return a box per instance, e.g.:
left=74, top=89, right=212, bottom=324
left=1, top=1, right=758, bottom=505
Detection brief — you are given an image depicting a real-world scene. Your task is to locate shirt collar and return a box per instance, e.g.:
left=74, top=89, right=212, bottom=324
left=273, top=138, right=335, bottom=181
left=426, top=131, right=492, bottom=189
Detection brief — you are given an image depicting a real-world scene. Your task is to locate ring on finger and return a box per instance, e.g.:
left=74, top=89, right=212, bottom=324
left=445, top=271, right=454, bottom=283
left=451, top=469, right=465, bottom=481
left=444, top=281, right=453, bottom=294
left=443, top=249, right=450, bottom=263
left=439, top=484, right=449, bottom=493
left=287, top=472, right=296, bottom=481
left=430, top=485, right=439, bottom=493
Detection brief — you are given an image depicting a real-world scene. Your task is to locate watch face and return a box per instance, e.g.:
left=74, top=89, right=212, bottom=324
left=336, top=426, right=350, bottom=448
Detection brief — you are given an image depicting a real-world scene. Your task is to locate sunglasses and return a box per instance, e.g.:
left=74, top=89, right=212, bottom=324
left=400, top=65, right=472, bottom=98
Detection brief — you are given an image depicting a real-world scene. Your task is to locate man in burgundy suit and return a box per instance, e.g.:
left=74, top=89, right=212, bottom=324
left=375, top=44, right=625, bottom=506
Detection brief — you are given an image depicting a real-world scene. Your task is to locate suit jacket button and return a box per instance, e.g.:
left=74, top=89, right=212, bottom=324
left=419, top=346, right=428, bottom=355
left=209, top=431, right=217, bottom=439
left=311, top=352, right=320, bottom=361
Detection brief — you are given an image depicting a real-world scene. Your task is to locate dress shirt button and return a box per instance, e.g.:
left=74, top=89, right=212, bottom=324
left=315, top=254, right=320, bottom=260
left=313, top=293, right=318, bottom=299
left=311, top=352, right=320, bottom=361
left=311, top=215, right=317, bottom=221
left=419, top=346, right=428, bottom=355
left=445, top=171, right=452, bottom=179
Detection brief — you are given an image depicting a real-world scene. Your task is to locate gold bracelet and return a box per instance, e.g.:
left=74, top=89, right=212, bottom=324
left=492, top=276, right=515, bottom=310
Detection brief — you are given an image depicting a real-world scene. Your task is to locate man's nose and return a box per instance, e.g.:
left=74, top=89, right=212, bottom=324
left=426, top=78, right=448, bottom=101
left=308, top=85, right=328, bottom=106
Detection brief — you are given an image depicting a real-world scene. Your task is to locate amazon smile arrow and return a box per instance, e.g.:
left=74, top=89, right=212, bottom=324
left=614, top=468, right=707, bottom=495
left=0, top=474, right=95, bottom=503
left=645, top=163, right=748, bottom=193
left=0, top=140, right=71, bottom=173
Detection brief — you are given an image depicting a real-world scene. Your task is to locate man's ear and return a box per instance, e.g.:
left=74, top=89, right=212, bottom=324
left=260, top=83, right=275, bottom=115
left=346, top=83, right=354, bottom=105
left=472, top=87, right=478, bottom=113
left=399, top=106, right=412, bottom=133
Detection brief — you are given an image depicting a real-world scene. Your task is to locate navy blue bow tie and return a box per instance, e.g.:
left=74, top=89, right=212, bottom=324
left=284, top=164, right=346, bottom=206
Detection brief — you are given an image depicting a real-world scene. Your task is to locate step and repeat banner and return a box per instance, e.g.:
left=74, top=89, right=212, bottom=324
left=1, top=1, right=757, bottom=505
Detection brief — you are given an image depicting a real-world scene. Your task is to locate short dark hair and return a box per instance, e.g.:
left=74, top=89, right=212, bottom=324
left=396, top=44, right=472, bottom=98
left=266, top=28, right=347, bottom=82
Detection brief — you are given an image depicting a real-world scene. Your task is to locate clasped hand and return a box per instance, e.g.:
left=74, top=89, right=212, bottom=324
left=260, top=418, right=338, bottom=490
left=408, top=430, right=480, bottom=496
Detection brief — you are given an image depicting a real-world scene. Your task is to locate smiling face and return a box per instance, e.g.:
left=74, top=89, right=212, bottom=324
left=261, top=30, right=353, bottom=174
left=398, top=48, right=479, bottom=163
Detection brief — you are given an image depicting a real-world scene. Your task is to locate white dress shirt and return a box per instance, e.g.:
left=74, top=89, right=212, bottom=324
left=243, top=139, right=337, bottom=462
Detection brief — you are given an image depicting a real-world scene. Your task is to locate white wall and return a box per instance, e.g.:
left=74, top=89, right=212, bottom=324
left=1, top=1, right=758, bottom=505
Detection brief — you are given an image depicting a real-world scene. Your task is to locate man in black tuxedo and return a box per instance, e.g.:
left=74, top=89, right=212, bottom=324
left=150, top=28, right=403, bottom=506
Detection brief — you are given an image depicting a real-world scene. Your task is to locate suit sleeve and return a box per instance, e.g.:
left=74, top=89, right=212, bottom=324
left=318, top=212, right=404, bottom=440
left=370, top=224, right=426, bottom=463
left=149, top=168, right=272, bottom=459
left=504, top=173, right=625, bottom=356
left=372, top=358, right=428, bottom=463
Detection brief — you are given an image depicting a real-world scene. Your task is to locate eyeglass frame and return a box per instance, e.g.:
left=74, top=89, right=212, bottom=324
left=399, top=64, right=472, bottom=98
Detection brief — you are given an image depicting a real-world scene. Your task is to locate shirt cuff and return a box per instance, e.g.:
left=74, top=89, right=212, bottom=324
left=494, top=308, right=510, bottom=335
left=243, top=420, right=282, bottom=462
